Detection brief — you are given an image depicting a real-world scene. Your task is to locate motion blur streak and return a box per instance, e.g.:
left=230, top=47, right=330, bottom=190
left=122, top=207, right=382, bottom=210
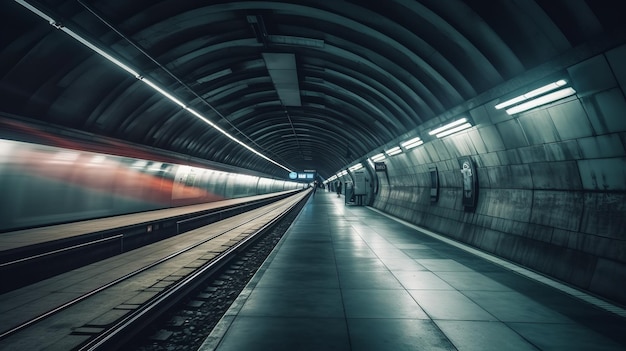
left=0, top=139, right=303, bottom=232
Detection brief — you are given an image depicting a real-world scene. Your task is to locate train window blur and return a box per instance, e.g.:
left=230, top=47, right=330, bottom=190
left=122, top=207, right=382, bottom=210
left=0, top=139, right=301, bottom=232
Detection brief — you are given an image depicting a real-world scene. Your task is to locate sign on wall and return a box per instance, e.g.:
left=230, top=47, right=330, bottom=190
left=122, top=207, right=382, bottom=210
left=458, top=157, right=478, bottom=210
left=289, top=171, right=315, bottom=180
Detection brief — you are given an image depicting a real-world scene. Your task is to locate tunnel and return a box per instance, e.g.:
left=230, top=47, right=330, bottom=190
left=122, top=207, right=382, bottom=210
left=1, top=0, right=625, bottom=311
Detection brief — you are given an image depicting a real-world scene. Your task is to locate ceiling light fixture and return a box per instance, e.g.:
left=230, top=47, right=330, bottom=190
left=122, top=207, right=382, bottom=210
left=349, top=163, right=363, bottom=171
left=428, top=118, right=472, bottom=138
left=504, top=87, right=577, bottom=115
left=370, top=153, right=386, bottom=162
left=15, top=0, right=293, bottom=173
left=495, top=79, right=576, bottom=115
left=385, top=146, right=402, bottom=156
left=401, top=136, right=423, bottom=149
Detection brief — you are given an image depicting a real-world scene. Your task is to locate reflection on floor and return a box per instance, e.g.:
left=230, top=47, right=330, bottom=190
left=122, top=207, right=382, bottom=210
left=201, top=191, right=626, bottom=351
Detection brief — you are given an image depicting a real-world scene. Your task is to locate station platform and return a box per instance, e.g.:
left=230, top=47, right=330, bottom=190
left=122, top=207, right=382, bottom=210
left=200, top=191, right=626, bottom=351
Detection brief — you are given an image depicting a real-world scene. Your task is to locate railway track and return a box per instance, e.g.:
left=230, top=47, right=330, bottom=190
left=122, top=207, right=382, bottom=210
left=0, top=190, right=300, bottom=293
left=0, top=190, right=310, bottom=350
left=129, top=199, right=303, bottom=351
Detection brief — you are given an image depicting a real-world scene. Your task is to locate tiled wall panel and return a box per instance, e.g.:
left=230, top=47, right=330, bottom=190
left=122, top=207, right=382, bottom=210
left=374, top=46, right=626, bottom=305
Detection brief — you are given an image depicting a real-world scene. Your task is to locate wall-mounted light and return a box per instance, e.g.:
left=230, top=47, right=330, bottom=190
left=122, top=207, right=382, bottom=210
left=428, top=118, right=473, bottom=138
left=401, top=136, right=423, bottom=149
left=15, top=0, right=294, bottom=174
left=349, top=163, right=363, bottom=171
left=495, top=79, right=576, bottom=115
left=384, top=146, right=402, bottom=156
left=504, top=87, right=576, bottom=115
left=370, top=153, right=386, bottom=162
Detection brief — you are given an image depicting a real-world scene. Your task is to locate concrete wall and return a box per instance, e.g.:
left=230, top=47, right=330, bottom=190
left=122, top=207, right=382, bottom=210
left=373, top=44, right=626, bottom=305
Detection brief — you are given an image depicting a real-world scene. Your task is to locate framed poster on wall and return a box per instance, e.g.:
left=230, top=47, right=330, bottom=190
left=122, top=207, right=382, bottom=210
left=458, top=157, right=477, bottom=209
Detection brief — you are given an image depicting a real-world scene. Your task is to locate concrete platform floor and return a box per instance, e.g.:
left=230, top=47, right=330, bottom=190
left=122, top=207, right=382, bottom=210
left=200, top=191, right=626, bottom=351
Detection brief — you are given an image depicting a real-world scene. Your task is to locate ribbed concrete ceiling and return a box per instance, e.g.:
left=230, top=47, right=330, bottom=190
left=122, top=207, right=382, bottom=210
left=1, top=0, right=623, bottom=178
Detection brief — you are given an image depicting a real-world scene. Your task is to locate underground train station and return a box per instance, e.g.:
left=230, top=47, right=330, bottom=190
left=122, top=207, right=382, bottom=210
left=1, top=1, right=625, bottom=350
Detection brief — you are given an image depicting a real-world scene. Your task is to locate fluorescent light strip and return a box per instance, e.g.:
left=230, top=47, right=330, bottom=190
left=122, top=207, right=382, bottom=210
left=385, top=146, right=402, bottom=156
left=435, top=123, right=472, bottom=138
left=185, top=108, right=291, bottom=172
left=401, top=136, right=423, bottom=149
left=15, top=0, right=293, bottom=174
left=428, top=118, right=468, bottom=136
left=495, top=80, right=568, bottom=110
left=15, top=0, right=55, bottom=24
left=142, top=78, right=186, bottom=108
left=370, top=153, right=386, bottom=162
left=349, top=163, right=363, bottom=171
left=505, top=87, right=576, bottom=115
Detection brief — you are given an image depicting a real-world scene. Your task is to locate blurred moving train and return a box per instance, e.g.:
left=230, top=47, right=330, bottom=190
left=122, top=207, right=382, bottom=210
left=0, top=138, right=305, bottom=232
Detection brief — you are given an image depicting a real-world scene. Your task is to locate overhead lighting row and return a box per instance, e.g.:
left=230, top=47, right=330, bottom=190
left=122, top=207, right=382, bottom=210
left=365, top=118, right=471, bottom=161
left=326, top=78, right=574, bottom=184
left=15, top=0, right=293, bottom=173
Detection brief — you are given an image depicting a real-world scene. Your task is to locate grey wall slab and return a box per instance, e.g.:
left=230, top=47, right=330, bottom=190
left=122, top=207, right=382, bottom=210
left=371, top=44, right=626, bottom=306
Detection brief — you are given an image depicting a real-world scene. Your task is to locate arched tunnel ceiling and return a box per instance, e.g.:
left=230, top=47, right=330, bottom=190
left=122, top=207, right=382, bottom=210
left=1, top=0, right=624, bottom=179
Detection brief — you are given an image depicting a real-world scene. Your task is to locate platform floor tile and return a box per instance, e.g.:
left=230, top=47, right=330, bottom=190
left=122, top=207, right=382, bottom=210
left=203, top=191, right=626, bottom=351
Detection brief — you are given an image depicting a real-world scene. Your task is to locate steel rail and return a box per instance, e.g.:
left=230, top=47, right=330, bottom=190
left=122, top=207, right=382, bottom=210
left=0, top=197, right=296, bottom=341
left=80, top=193, right=307, bottom=351
left=0, top=234, right=123, bottom=267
